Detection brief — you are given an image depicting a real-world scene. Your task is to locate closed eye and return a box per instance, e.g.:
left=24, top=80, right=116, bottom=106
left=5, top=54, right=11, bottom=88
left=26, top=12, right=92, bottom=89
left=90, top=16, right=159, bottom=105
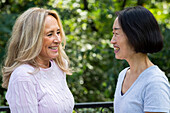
left=47, top=33, right=52, bottom=36
left=57, top=32, right=60, bottom=35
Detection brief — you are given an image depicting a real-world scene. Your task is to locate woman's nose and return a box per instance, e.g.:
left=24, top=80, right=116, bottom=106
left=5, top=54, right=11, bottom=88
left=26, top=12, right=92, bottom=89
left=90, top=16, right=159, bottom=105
left=111, top=36, right=116, bottom=44
left=54, top=35, right=61, bottom=43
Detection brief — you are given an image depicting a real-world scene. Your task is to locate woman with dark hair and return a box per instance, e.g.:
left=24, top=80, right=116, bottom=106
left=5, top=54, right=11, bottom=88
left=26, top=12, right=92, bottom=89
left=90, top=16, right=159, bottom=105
left=111, top=6, right=169, bottom=113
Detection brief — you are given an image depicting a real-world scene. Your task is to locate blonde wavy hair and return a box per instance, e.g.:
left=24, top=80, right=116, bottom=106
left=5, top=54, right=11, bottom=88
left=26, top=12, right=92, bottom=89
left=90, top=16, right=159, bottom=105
left=2, top=7, right=72, bottom=88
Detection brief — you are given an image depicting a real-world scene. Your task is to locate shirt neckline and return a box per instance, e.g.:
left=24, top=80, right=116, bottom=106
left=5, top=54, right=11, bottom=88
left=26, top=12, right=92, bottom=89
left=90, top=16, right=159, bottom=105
left=39, top=60, right=54, bottom=71
left=120, top=65, right=157, bottom=97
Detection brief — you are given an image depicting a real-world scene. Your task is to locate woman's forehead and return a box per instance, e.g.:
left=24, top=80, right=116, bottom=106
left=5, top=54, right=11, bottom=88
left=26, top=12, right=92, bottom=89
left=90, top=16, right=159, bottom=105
left=113, top=18, right=121, bottom=31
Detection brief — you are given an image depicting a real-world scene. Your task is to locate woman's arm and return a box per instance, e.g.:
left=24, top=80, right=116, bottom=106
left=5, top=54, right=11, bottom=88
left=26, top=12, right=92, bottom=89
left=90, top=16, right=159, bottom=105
left=6, top=72, right=38, bottom=113
left=144, top=78, right=169, bottom=113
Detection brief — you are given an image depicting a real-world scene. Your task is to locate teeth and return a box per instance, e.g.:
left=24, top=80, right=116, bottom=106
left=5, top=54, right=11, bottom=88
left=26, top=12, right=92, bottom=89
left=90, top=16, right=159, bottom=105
left=114, top=47, right=119, bottom=51
left=49, top=47, right=58, bottom=50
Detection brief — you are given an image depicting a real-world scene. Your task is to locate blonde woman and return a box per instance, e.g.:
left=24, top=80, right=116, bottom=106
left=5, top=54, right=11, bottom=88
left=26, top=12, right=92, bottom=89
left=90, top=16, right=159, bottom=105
left=2, top=7, right=74, bottom=113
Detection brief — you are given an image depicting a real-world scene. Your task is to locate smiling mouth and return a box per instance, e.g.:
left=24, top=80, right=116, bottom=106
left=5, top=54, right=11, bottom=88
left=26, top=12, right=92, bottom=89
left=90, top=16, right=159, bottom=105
left=114, top=47, right=120, bottom=53
left=49, top=47, right=58, bottom=50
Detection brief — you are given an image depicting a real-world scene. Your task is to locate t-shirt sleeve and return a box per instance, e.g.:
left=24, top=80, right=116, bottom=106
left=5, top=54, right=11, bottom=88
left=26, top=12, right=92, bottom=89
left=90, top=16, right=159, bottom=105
left=144, top=77, right=170, bottom=113
left=6, top=69, right=38, bottom=113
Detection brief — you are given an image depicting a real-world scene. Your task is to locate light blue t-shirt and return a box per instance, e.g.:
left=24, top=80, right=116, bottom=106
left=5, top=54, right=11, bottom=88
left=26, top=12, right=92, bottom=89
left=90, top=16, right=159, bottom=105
left=114, top=65, right=170, bottom=113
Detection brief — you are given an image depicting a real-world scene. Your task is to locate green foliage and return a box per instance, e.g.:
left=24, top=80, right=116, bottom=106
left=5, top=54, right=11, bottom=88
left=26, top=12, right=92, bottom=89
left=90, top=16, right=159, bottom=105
left=0, top=0, right=169, bottom=105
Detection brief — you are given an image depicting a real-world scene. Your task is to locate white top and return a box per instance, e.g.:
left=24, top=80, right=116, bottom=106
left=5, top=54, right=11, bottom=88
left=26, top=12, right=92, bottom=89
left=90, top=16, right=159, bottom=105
left=6, top=60, right=74, bottom=113
left=114, top=65, right=170, bottom=113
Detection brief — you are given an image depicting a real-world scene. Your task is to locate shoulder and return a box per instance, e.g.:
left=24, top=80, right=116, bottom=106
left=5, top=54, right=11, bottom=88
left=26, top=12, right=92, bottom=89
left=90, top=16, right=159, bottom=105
left=12, top=64, right=34, bottom=76
left=50, top=60, right=66, bottom=77
left=143, top=66, right=169, bottom=96
left=142, top=66, right=170, bottom=112
left=9, top=64, right=35, bottom=84
left=14, top=64, right=34, bottom=72
left=142, top=66, right=169, bottom=92
left=144, top=65, right=168, bottom=83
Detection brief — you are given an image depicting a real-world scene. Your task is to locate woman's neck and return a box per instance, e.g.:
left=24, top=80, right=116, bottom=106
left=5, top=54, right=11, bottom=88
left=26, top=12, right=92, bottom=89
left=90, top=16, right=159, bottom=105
left=126, top=53, right=154, bottom=75
left=36, top=57, right=50, bottom=68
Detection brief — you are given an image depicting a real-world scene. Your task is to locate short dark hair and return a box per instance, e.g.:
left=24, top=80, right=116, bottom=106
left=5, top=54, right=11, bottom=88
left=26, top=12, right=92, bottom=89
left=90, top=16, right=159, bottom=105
left=116, top=6, right=163, bottom=53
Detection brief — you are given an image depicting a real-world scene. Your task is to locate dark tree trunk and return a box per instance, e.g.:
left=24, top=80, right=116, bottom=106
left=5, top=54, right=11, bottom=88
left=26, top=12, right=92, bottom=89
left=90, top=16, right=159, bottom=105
left=83, top=0, right=89, bottom=10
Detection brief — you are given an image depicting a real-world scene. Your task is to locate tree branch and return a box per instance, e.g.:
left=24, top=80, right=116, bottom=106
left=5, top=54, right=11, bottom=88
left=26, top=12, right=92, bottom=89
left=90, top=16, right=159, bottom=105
left=122, top=0, right=126, bottom=9
left=83, top=0, right=89, bottom=10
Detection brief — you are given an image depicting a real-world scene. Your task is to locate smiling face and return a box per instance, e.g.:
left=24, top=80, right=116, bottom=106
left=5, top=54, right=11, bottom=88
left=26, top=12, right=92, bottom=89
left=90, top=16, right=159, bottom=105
left=111, top=17, right=135, bottom=60
left=37, top=15, right=61, bottom=65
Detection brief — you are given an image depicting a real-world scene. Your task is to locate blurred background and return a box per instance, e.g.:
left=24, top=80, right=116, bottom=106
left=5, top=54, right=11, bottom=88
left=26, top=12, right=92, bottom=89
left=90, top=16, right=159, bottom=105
left=0, top=0, right=169, bottom=107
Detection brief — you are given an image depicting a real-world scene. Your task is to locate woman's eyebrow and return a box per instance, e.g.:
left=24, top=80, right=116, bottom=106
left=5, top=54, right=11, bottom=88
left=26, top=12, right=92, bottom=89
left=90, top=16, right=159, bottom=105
left=113, top=27, right=121, bottom=30
left=47, top=28, right=60, bottom=33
